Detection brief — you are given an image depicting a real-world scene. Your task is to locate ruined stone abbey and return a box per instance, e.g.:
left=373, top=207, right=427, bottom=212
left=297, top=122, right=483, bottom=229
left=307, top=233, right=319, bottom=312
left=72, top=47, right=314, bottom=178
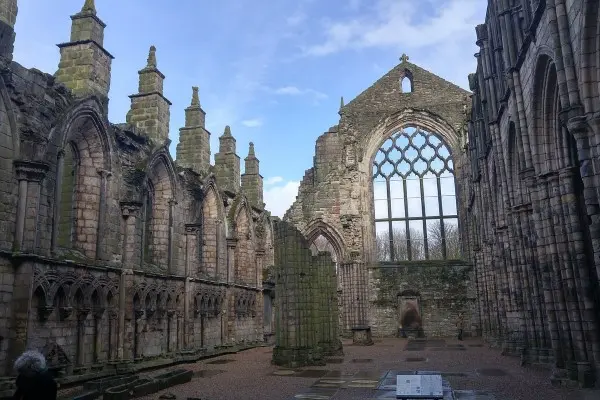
left=0, top=0, right=600, bottom=390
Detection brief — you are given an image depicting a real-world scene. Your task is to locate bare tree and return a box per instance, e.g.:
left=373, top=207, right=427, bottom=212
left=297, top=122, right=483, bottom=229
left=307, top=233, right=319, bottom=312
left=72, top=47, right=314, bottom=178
left=376, top=221, right=461, bottom=261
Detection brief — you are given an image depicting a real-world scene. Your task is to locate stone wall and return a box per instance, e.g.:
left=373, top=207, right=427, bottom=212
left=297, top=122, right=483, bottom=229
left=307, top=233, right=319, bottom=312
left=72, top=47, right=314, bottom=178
left=456, top=0, right=600, bottom=388
left=284, top=57, right=473, bottom=344
left=368, top=262, right=476, bottom=338
left=0, top=0, right=274, bottom=378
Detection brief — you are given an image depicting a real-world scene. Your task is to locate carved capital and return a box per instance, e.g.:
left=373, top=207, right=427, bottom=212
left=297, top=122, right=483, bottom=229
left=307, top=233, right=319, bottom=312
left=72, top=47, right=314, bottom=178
left=168, top=199, right=178, bottom=207
left=93, top=307, right=106, bottom=319
left=14, top=160, right=50, bottom=182
left=38, top=306, right=54, bottom=322
left=108, top=308, right=118, bottom=320
left=59, top=306, right=73, bottom=321
left=226, top=238, right=238, bottom=248
left=77, top=307, right=91, bottom=320
left=120, top=201, right=143, bottom=217
left=185, top=223, right=202, bottom=234
left=97, top=169, right=113, bottom=179
left=134, top=309, right=145, bottom=319
left=167, top=309, right=176, bottom=317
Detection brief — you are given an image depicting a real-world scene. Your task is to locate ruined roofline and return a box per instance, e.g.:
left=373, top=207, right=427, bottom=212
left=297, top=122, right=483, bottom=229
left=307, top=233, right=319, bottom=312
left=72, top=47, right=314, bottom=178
left=343, top=60, right=471, bottom=111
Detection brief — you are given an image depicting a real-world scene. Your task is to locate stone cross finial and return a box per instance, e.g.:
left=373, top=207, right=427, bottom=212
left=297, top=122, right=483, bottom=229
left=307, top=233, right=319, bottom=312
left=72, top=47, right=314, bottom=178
left=81, top=0, right=97, bottom=14
left=147, top=46, right=157, bottom=68
left=191, top=86, right=200, bottom=106
left=400, top=53, right=409, bottom=63
left=223, top=125, right=232, bottom=137
left=248, top=142, right=255, bottom=157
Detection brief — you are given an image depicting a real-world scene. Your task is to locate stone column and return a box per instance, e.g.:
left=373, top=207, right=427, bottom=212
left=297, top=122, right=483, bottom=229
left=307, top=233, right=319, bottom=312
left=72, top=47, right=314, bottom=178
left=13, top=160, right=49, bottom=252
left=167, top=199, right=177, bottom=274
left=255, top=249, right=265, bottom=287
left=226, top=238, right=237, bottom=284
left=95, top=169, right=111, bottom=261
left=185, top=223, right=202, bottom=276
left=118, top=202, right=141, bottom=360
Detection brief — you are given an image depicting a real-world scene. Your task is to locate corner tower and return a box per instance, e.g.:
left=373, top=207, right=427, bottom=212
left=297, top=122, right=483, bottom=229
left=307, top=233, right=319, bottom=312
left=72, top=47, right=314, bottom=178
left=241, top=142, right=264, bottom=209
left=214, top=126, right=240, bottom=193
left=0, top=0, right=18, bottom=60
left=55, top=0, right=114, bottom=110
left=176, top=87, right=211, bottom=175
left=126, top=46, right=172, bottom=145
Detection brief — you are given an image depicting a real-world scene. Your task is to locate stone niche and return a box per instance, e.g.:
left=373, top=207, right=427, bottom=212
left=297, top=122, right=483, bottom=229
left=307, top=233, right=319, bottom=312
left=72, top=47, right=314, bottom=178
left=368, top=263, right=477, bottom=338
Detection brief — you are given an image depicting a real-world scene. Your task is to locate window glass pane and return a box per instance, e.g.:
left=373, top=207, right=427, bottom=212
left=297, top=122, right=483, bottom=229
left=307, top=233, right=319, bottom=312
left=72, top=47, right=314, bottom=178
left=426, top=219, right=444, bottom=260
left=406, top=177, right=421, bottom=198
left=444, top=218, right=461, bottom=259
left=424, top=196, right=439, bottom=217
left=422, top=174, right=437, bottom=197
left=391, top=199, right=405, bottom=218
left=391, top=221, right=407, bottom=261
left=405, top=145, right=418, bottom=161
left=375, top=199, right=388, bottom=219
left=409, top=220, right=425, bottom=260
left=442, top=195, right=457, bottom=215
left=440, top=176, right=456, bottom=196
left=389, top=178, right=404, bottom=199
left=407, top=198, right=422, bottom=217
left=395, top=135, right=409, bottom=150
left=438, top=146, right=450, bottom=158
left=375, top=222, right=390, bottom=261
left=373, top=179, right=387, bottom=200
left=397, top=161, right=410, bottom=176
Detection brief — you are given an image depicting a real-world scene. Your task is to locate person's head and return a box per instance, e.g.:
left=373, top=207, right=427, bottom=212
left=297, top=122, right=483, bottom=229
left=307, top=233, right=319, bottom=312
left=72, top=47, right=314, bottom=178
left=14, top=350, right=47, bottom=376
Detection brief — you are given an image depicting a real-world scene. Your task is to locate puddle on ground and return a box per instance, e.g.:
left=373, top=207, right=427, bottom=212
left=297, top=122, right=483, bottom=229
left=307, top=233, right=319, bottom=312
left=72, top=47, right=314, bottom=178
left=206, top=359, right=236, bottom=364
left=193, top=370, right=225, bottom=378
left=476, top=368, right=509, bottom=377
left=405, top=357, right=427, bottom=362
left=351, top=358, right=374, bottom=363
left=325, top=358, right=344, bottom=364
left=295, top=369, right=329, bottom=378
left=273, top=369, right=297, bottom=376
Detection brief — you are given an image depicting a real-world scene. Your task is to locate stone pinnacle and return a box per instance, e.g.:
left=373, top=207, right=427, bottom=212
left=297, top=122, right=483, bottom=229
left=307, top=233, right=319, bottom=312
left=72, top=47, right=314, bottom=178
left=147, top=46, right=157, bottom=68
left=191, top=86, right=200, bottom=106
left=248, top=142, right=255, bottom=157
left=340, top=96, right=345, bottom=109
left=223, top=125, right=232, bottom=137
left=82, top=0, right=97, bottom=14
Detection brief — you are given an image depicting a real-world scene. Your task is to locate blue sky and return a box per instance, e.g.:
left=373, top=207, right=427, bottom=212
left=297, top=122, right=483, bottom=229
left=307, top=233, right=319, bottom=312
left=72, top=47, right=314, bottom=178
left=13, top=0, right=486, bottom=217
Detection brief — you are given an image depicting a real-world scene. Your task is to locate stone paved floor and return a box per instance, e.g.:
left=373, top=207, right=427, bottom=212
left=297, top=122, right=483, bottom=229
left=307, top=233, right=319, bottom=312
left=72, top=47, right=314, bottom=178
left=126, top=338, right=599, bottom=400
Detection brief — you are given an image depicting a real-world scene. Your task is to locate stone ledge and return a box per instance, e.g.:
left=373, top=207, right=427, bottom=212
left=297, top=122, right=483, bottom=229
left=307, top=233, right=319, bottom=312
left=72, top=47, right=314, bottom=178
left=0, top=343, right=265, bottom=399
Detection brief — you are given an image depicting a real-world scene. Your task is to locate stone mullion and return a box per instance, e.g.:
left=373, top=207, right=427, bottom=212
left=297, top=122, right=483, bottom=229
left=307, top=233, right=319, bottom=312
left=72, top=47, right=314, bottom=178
left=558, top=167, right=599, bottom=366
left=50, top=150, right=65, bottom=254
left=167, top=199, right=177, bottom=274
left=532, top=175, right=564, bottom=367
left=505, top=218, right=528, bottom=351
left=95, top=169, right=111, bottom=261
left=513, top=209, right=538, bottom=354
left=551, top=171, right=587, bottom=365
left=524, top=212, right=550, bottom=352
left=545, top=174, right=574, bottom=368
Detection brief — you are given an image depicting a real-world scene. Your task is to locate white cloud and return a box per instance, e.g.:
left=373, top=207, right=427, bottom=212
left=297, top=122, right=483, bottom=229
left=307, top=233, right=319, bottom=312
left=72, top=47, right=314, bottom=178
left=264, top=176, right=284, bottom=185
left=286, top=12, right=306, bottom=27
left=302, top=0, right=484, bottom=57
left=241, top=118, right=263, bottom=128
left=267, top=85, right=328, bottom=104
left=263, top=178, right=300, bottom=217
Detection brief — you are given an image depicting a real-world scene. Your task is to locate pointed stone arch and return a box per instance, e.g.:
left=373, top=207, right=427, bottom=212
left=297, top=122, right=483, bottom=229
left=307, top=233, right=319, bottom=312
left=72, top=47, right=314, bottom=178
left=200, top=176, right=226, bottom=278
left=231, top=196, right=256, bottom=284
left=303, top=218, right=346, bottom=263
left=47, top=97, right=115, bottom=259
left=142, top=149, right=178, bottom=270
left=0, top=75, right=19, bottom=249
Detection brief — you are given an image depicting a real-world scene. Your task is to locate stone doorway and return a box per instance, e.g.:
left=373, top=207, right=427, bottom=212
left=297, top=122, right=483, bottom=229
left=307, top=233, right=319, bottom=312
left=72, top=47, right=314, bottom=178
left=398, top=291, right=423, bottom=338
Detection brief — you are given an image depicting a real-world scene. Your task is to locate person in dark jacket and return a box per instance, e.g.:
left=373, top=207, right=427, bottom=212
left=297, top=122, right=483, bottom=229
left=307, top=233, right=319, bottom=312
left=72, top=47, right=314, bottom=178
left=12, top=350, right=57, bottom=400
left=456, top=313, right=465, bottom=341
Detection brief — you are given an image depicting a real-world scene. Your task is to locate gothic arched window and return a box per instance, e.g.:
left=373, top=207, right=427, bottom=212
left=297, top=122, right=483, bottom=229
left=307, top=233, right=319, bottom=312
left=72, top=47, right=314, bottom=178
left=373, top=126, right=460, bottom=261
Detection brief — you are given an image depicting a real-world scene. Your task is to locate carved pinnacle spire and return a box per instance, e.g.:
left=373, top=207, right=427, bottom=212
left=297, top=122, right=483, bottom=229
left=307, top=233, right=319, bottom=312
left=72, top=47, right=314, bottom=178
left=81, top=0, right=97, bottom=14
left=147, top=46, right=157, bottom=68
left=223, top=125, right=232, bottom=137
left=248, top=142, right=255, bottom=157
left=340, top=96, right=345, bottom=109
left=400, top=53, right=409, bottom=63
left=191, top=86, right=200, bottom=106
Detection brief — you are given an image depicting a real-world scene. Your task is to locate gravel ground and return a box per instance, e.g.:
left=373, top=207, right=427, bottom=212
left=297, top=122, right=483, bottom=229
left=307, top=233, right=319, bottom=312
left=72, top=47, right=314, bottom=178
left=75, top=338, right=599, bottom=400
